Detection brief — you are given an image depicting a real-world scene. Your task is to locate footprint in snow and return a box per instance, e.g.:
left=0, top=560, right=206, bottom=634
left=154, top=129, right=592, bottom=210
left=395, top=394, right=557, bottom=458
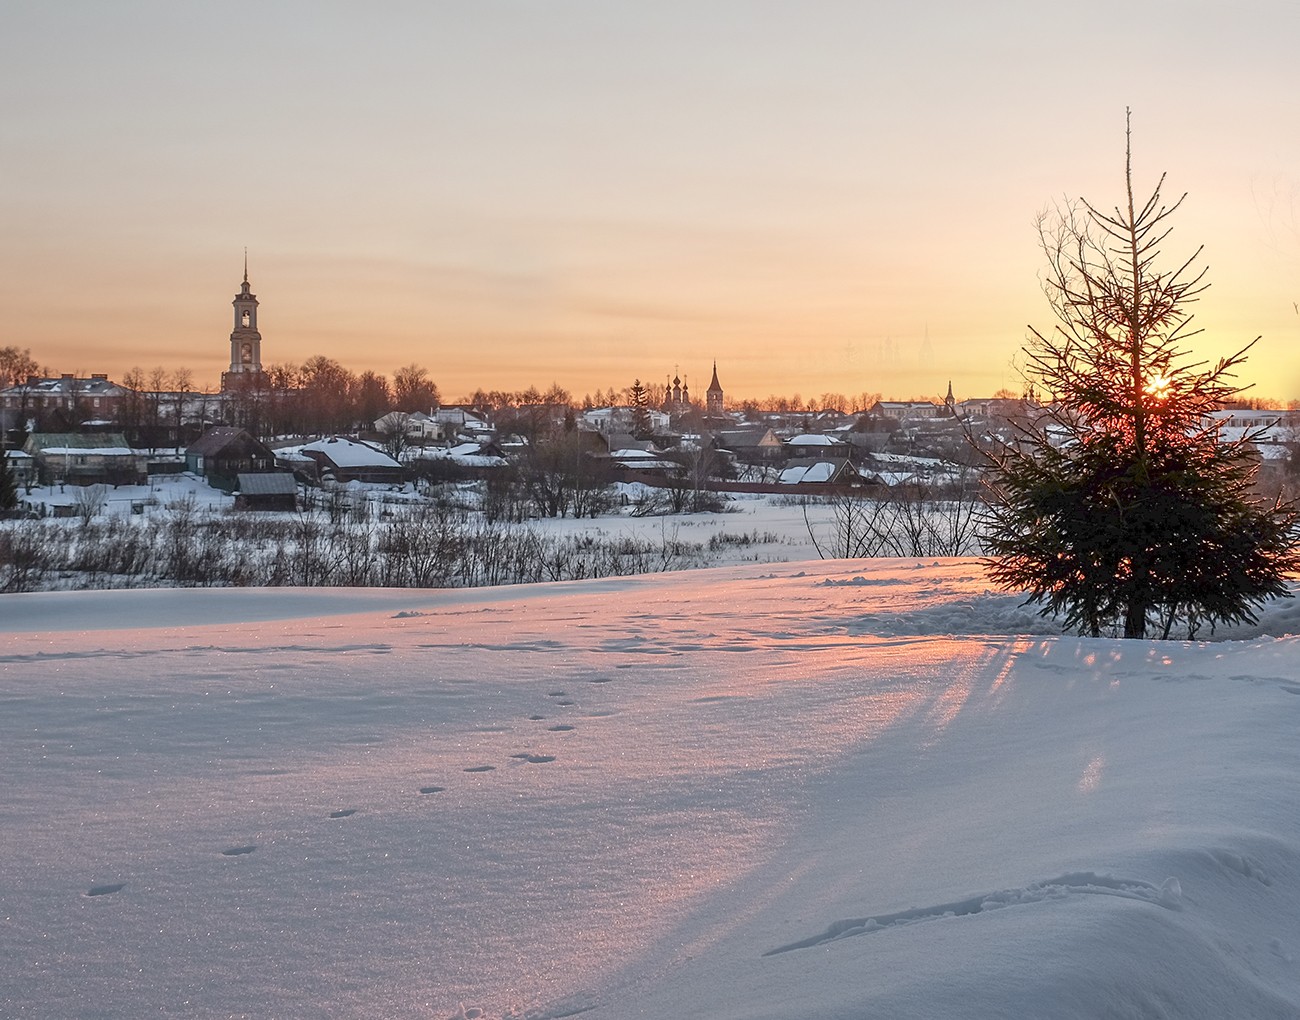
left=86, top=883, right=126, bottom=897
left=329, top=809, right=358, bottom=818
left=510, top=753, right=556, bottom=764
left=419, top=785, right=446, bottom=795
left=463, top=765, right=495, bottom=773
left=548, top=724, right=576, bottom=732
left=221, top=845, right=257, bottom=856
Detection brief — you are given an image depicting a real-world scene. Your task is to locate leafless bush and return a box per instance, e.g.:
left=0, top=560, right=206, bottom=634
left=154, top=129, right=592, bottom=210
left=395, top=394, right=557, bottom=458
left=808, top=468, right=986, bottom=559
left=0, top=526, right=48, bottom=592
left=73, top=484, right=108, bottom=527
left=0, top=496, right=740, bottom=593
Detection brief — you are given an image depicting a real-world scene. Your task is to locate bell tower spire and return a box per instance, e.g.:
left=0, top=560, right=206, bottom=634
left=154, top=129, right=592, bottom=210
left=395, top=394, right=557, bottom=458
left=706, top=361, right=724, bottom=416
left=221, top=255, right=266, bottom=393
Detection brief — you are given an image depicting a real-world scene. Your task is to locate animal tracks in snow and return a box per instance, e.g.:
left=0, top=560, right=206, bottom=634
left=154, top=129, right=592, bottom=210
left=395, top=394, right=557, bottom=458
left=75, top=677, right=601, bottom=900
left=764, top=872, right=1183, bottom=956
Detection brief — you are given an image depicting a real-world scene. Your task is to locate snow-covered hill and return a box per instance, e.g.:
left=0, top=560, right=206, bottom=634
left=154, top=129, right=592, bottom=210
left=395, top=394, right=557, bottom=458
left=2, top=560, right=1298, bottom=1018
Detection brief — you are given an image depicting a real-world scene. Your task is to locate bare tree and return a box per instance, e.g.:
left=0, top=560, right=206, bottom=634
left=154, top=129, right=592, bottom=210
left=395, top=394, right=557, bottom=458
left=393, top=364, right=439, bottom=411
left=355, top=370, right=392, bottom=425
left=171, top=367, right=194, bottom=446
left=376, top=411, right=412, bottom=463
left=117, top=367, right=148, bottom=444
left=0, top=346, right=41, bottom=436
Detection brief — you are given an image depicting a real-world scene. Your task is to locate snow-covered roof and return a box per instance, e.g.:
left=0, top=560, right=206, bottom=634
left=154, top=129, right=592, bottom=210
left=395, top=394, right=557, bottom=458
left=612, top=455, right=679, bottom=470
left=869, top=452, right=946, bottom=467
left=37, top=447, right=138, bottom=457
left=298, top=437, right=401, bottom=469
left=407, top=443, right=506, bottom=468
left=5, top=375, right=126, bottom=396
left=778, top=461, right=838, bottom=484
left=787, top=434, right=839, bottom=447
left=1216, top=424, right=1291, bottom=445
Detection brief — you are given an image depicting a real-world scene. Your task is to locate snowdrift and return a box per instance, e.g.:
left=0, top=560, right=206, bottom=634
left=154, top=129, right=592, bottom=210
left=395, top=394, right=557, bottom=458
left=1, top=559, right=1298, bottom=1018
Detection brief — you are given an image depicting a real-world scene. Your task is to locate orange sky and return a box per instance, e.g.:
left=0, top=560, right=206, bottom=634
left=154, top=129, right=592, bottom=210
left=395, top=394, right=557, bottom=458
left=3, top=3, right=1298, bottom=403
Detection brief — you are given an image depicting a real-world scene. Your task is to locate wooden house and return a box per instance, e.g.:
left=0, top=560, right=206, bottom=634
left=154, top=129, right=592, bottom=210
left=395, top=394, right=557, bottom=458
left=186, top=427, right=278, bottom=492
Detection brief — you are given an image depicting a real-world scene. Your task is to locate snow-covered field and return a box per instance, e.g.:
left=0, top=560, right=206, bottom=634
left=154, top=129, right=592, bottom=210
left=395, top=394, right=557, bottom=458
left=3, top=557, right=1300, bottom=1018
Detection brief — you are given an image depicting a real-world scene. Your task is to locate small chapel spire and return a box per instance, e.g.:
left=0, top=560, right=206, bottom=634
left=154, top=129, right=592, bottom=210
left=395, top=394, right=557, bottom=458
left=706, top=360, right=724, bottom=416
left=243, top=248, right=249, bottom=285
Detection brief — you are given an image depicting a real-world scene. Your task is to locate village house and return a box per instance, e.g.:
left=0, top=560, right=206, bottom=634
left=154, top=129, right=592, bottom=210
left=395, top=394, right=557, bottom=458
left=869, top=399, right=944, bottom=421
left=3, top=448, right=35, bottom=489
left=777, top=458, right=864, bottom=487
left=22, top=432, right=148, bottom=486
left=291, top=436, right=404, bottom=485
left=581, top=406, right=671, bottom=435
left=374, top=410, right=445, bottom=443
left=434, top=406, right=494, bottom=441
left=785, top=433, right=852, bottom=456
left=711, top=426, right=785, bottom=463
left=1, top=374, right=130, bottom=431
left=185, top=427, right=279, bottom=492
left=234, top=472, right=299, bottom=512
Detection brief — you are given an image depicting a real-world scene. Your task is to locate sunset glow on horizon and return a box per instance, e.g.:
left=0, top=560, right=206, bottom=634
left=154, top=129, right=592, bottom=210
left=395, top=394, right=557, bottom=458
left=3, top=3, right=1298, bottom=403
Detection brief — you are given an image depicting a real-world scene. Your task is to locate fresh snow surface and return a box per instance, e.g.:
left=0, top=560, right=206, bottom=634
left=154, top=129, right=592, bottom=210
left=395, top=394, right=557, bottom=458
left=2, top=560, right=1300, bottom=1019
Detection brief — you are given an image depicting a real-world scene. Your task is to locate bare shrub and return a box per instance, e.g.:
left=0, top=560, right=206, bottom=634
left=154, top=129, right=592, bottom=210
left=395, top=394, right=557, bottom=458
left=808, top=468, right=985, bottom=559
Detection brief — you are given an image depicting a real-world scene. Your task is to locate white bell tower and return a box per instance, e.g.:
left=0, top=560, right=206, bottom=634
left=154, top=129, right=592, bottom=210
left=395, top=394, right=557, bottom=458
left=221, top=253, right=266, bottom=393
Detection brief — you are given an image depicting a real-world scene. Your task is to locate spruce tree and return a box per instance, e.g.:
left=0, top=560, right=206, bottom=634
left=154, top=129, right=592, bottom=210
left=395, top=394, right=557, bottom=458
left=982, top=112, right=1300, bottom=639
left=0, top=449, right=18, bottom=512
left=630, top=379, right=652, bottom=437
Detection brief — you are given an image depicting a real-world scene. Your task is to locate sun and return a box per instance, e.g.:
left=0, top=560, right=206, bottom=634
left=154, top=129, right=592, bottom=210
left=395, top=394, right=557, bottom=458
left=1143, top=374, right=1172, bottom=401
